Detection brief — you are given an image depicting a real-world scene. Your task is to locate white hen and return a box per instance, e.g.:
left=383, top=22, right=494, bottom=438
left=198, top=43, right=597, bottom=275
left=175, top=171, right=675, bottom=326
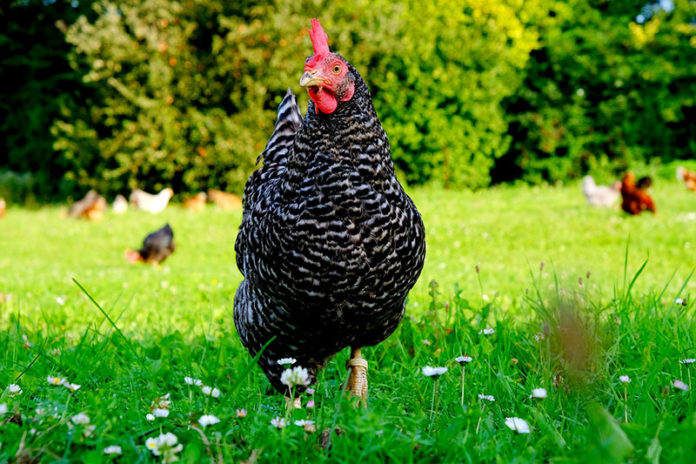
left=582, top=176, right=620, bottom=207
left=129, top=188, right=173, bottom=214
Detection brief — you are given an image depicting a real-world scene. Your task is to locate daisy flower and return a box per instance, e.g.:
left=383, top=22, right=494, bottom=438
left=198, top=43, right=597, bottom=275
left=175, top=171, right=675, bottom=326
left=294, top=419, right=314, bottom=427
left=674, top=380, right=689, bottom=391
left=680, top=358, right=696, bottom=365
left=7, top=384, right=22, bottom=397
left=421, top=366, right=448, bottom=377
left=280, top=366, right=310, bottom=388
left=65, top=383, right=81, bottom=392
left=236, top=409, right=247, bottom=418
left=71, top=412, right=90, bottom=425
left=505, top=417, right=531, bottom=434
left=478, top=394, right=495, bottom=402
left=184, top=377, right=203, bottom=386
left=530, top=388, right=547, bottom=399
left=145, top=432, right=183, bottom=463
left=47, top=376, right=66, bottom=386
left=201, top=386, right=221, bottom=398
left=277, top=357, right=297, bottom=366
left=455, top=356, right=472, bottom=365
left=198, top=414, right=221, bottom=427
left=103, top=445, right=122, bottom=455
left=270, top=417, right=287, bottom=429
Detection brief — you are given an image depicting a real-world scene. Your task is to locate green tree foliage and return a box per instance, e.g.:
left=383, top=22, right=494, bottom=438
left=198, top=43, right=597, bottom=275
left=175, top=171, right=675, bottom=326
left=0, top=0, right=94, bottom=202
left=498, top=0, right=696, bottom=184
left=1, top=0, right=694, bottom=200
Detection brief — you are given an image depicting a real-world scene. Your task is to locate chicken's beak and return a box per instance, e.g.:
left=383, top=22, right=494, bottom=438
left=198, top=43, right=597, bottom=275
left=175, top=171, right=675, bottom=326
left=300, top=70, right=324, bottom=87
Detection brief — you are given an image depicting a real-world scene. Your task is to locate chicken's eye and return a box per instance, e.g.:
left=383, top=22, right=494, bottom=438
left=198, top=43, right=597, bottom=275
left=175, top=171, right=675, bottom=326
left=332, top=64, right=341, bottom=74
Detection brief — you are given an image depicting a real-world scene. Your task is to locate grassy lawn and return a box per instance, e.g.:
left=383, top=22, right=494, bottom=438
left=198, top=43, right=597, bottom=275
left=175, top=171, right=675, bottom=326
left=1, top=181, right=696, bottom=462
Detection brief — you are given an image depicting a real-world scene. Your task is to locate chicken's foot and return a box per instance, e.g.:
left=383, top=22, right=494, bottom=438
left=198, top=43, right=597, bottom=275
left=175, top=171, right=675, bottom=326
left=345, top=347, right=368, bottom=404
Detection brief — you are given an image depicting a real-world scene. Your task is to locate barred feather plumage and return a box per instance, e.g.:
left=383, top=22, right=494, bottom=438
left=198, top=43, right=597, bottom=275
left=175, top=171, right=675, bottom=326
left=234, top=56, right=426, bottom=393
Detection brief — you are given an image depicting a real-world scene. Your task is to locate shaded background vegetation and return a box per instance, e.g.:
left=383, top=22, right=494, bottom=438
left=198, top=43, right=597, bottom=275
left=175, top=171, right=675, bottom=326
left=0, top=0, right=694, bottom=202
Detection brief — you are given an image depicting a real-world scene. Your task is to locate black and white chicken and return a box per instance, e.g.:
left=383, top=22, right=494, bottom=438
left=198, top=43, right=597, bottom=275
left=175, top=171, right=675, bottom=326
left=234, top=19, right=426, bottom=400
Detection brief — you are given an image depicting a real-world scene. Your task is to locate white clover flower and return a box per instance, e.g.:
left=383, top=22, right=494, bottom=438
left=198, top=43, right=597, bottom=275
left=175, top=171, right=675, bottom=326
left=65, top=383, right=81, bottom=392
left=680, top=358, right=696, bottom=365
left=0, top=403, right=7, bottom=415
left=201, top=386, right=221, bottom=398
left=619, top=375, right=631, bottom=383
left=280, top=366, right=310, bottom=388
left=422, top=366, right=448, bottom=377
left=478, top=394, right=495, bottom=402
left=153, top=408, right=170, bottom=418
left=47, top=376, right=66, bottom=386
left=277, top=357, right=297, bottom=366
left=271, top=417, right=287, bottom=428
left=7, top=384, right=22, bottom=396
left=103, top=445, right=122, bottom=455
left=674, top=380, right=689, bottom=391
left=479, top=328, right=495, bottom=335
left=505, top=417, right=531, bottom=434
left=71, top=412, right=90, bottom=425
left=184, top=377, right=203, bottom=386
left=530, top=388, right=547, bottom=399
left=145, top=432, right=183, bottom=462
left=146, top=413, right=155, bottom=421
left=152, top=393, right=171, bottom=409
left=198, top=414, right=221, bottom=427
left=455, top=356, right=473, bottom=365
left=236, top=409, right=247, bottom=418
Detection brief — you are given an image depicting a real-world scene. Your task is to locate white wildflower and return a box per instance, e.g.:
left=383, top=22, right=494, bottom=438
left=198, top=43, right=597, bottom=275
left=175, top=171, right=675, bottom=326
left=422, top=366, right=448, bottom=377
left=71, top=412, right=90, bottom=425
left=153, top=408, right=170, bottom=418
left=56, top=296, right=66, bottom=306
left=270, top=417, right=287, bottom=429
left=47, top=376, right=66, bottom=386
left=680, top=358, right=696, bottom=365
left=7, top=384, right=22, bottom=396
left=619, top=375, right=631, bottom=383
left=0, top=403, right=7, bottom=415
left=294, top=419, right=315, bottom=427
left=478, top=394, right=495, bottom=402
left=675, top=298, right=685, bottom=305
left=65, top=383, right=81, bottom=392
left=505, top=417, right=531, bottom=434
left=198, top=414, right=221, bottom=427
left=280, top=366, right=310, bottom=388
left=103, top=445, right=122, bottom=455
left=145, top=432, right=183, bottom=462
left=674, top=380, right=690, bottom=391
left=479, top=328, right=495, bottom=335
left=201, top=386, right=221, bottom=398
left=184, top=377, right=203, bottom=386
left=455, top=356, right=473, bottom=365
left=236, top=409, right=247, bottom=418
left=276, top=357, right=297, bottom=366
left=146, top=413, right=155, bottom=421
left=530, top=388, right=548, bottom=399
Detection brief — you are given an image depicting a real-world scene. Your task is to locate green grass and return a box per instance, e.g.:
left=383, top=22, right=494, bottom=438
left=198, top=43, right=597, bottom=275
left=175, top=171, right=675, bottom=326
left=1, top=181, right=696, bottom=462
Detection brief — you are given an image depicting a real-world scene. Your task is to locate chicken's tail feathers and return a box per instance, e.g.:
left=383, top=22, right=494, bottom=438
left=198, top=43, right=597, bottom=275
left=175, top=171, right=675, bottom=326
left=257, top=89, right=303, bottom=165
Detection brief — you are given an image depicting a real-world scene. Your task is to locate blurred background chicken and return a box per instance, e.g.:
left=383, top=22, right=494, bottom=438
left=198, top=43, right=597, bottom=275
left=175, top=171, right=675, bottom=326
left=581, top=176, right=621, bottom=207
left=207, top=189, right=242, bottom=210
left=676, top=166, right=696, bottom=192
left=234, top=19, right=426, bottom=400
left=67, top=189, right=106, bottom=221
left=620, top=172, right=656, bottom=215
left=112, top=194, right=128, bottom=214
left=182, top=192, right=207, bottom=212
left=125, top=223, right=175, bottom=264
left=129, top=188, right=173, bottom=214
left=0, top=198, right=6, bottom=219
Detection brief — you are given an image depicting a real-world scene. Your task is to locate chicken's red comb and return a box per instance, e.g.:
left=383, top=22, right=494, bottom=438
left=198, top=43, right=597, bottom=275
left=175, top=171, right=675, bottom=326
left=309, top=18, right=330, bottom=56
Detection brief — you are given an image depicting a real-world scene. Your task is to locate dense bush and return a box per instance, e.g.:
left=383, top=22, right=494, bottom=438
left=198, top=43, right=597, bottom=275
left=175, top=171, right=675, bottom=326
left=1, top=0, right=694, bottom=201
